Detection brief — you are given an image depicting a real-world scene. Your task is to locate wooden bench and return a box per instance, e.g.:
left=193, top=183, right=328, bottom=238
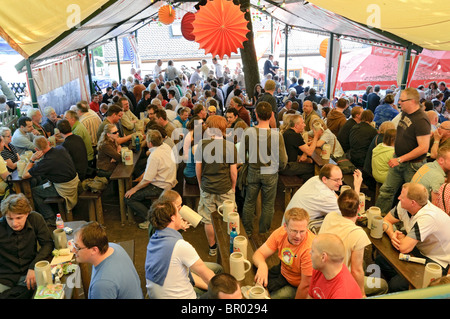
left=279, top=175, right=304, bottom=210
left=44, top=196, right=73, bottom=221
left=182, top=180, right=200, bottom=209
left=78, top=190, right=104, bottom=225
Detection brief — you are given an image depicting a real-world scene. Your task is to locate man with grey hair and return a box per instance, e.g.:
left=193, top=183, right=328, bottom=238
left=22, top=136, right=79, bottom=226
left=124, top=130, right=177, bottom=229
left=76, top=100, right=102, bottom=147
left=42, top=106, right=59, bottom=136
left=64, top=110, right=94, bottom=163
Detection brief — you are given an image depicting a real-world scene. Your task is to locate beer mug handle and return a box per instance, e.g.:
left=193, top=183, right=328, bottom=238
left=217, top=206, right=224, bottom=218
left=243, top=259, right=252, bottom=274
left=382, top=221, right=389, bottom=232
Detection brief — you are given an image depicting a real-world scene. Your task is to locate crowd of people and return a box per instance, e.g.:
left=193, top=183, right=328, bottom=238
left=0, top=56, right=449, bottom=300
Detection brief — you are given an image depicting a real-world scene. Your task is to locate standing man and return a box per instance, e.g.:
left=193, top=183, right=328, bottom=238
left=73, top=221, right=143, bottom=299
left=0, top=194, right=53, bottom=298
left=253, top=208, right=315, bottom=299
left=337, top=106, right=363, bottom=153
left=375, top=88, right=431, bottom=214
left=263, top=55, right=276, bottom=76
left=212, top=57, right=223, bottom=80
left=257, top=80, right=278, bottom=128
left=64, top=110, right=95, bottom=164
left=76, top=100, right=102, bottom=148
left=377, top=183, right=450, bottom=292
left=239, top=102, right=287, bottom=236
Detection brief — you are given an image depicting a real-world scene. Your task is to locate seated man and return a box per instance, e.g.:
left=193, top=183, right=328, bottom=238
left=118, top=97, right=138, bottom=136
left=56, top=119, right=88, bottom=181
left=145, top=199, right=218, bottom=299
left=124, top=130, right=177, bottom=230
left=411, top=144, right=450, bottom=205
left=11, top=116, right=36, bottom=155
left=73, top=221, right=143, bottom=299
left=0, top=194, right=53, bottom=298
left=253, top=207, right=314, bottom=299
left=308, top=233, right=363, bottom=299
left=201, top=273, right=242, bottom=299
left=96, top=103, right=133, bottom=146
left=225, top=107, right=246, bottom=129
left=376, top=182, right=450, bottom=292
left=22, top=136, right=79, bottom=226
left=319, top=189, right=388, bottom=297
left=285, top=164, right=362, bottom=231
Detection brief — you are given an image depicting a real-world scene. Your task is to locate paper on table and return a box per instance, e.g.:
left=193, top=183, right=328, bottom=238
left=51, top=253, right=74, bottom=266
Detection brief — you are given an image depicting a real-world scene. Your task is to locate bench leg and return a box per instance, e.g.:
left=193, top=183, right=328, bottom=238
left=117, top=180, right=127, bottom=226
left=125, top=179, right=135, bottom=224
left=88, top=200, right=96, bottom=222
left=95, top=197, right=104, bottom=225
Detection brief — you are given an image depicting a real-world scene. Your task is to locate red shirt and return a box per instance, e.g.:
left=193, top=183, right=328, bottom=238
left=309, top=265, right=362, bottom=299
left=89, top=102, right=99, bottom=113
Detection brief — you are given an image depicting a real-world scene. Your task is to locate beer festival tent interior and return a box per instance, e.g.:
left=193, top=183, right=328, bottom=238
left=2, top=0, right=450, bottom=300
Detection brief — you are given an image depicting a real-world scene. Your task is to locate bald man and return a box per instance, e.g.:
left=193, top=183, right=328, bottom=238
left=302, top=100, right=320, bottom=132
left=308, top=233, right=362, bottom=299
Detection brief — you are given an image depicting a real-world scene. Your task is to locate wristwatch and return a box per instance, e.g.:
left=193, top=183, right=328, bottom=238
left=397, top=157, right=402, bottom=164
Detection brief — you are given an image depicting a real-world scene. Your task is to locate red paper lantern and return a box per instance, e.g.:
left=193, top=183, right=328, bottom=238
left=320, top=38, right=328, bottom=58
left=192, top=0, right=249, bottom=59
left=159, top=4, right=176, bottom=25
left=181, top=12, right=196, bottom=41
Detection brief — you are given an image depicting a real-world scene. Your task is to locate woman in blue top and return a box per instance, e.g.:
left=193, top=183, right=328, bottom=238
left=373, top=93, right=399, bottom=128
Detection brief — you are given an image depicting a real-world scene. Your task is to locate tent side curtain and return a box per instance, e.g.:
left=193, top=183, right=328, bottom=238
left=32, top=53, right=89, bottom=101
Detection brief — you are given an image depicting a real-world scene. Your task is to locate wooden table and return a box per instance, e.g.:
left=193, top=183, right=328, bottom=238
left=10, top=170, right=35, bottom=210
left=311, top=147, right=331, bottom=175
left=110, top=148, right=142, bottom=226
left=211, top=211, right=258, bottom=287
left=363, top=226, right=425, bottom=289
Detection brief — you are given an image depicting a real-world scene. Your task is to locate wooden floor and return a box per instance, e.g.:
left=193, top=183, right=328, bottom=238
left=70, top=180, right=374, bottom=298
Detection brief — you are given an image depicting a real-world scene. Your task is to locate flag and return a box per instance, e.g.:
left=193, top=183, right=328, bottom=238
left=272, top=25, right=282, bottom=61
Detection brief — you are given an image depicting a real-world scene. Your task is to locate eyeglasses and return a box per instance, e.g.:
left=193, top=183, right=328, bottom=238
left=73, top=244, right=88, bottom=252
left=286, top=227, right=304, bottom=236
left=110, top=131, right=119, bottom=134
left=399, top=98, right=412, bottom=103
left=327, top=177, right=344, bottom=183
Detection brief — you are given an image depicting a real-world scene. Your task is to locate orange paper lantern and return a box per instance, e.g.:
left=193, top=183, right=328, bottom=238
left=320, top=38, right=328, bottom=58
left=192, top=0, right=249, bottom=59
left=181, top=12, right=196, bottom=41
left=159, top=4, right=176, bottom=25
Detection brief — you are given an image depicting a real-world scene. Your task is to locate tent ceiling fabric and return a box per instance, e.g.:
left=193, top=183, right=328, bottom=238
left=309, top=0, right=450, bottom=51
left=1, top=0, right=449, bottom=65
left=251, top=0, right=406, bottom=49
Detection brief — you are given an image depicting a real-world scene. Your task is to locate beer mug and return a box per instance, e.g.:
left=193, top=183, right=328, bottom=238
left=249, top=286, right=270, bottom=299
left=53, top=228, right=68, bottom=250
left=230, top=252, right=251, bottom=281
left=422, top=263, right=442, bottom=288
left=179, top=205, right=202, bottom=228
left=34, top=261, right=53, bottom=287
left=359, top=192, right=366, bottom=214
left=367, top=206, right=381, bottom=229
left=340, top=185, right=352, bottom=194
left=322, top=144, right=331, bottom=160
left=217, top=200, right=235, bottom=222
left=233, top=236, right=248, bottom=259
left=227, top=212, right=240, bottom=235
left=370, top=216, right=389, bottom=239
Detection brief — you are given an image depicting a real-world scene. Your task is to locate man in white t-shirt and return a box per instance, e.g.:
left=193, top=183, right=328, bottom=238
left=124, top=130, right=177, bottom=229
left=377, top=182, right=450, bottom=292
left=145, top=199, right=217, bottom=299
left=285, top=164, right=362, bottom=231
left=319, top=189, right=388, bottom=297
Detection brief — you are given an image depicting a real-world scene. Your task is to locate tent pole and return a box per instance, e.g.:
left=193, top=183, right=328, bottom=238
left=25, top=59, right=38, bottom=109
left=115, top=37, right=122, bottom=82
left=91, top=49, right=96, bottom=76
left=401, top=47, right=411, bottom=90
left=85, top=47, right=94, bottom=95
left=271, top=17, right=274, bottom=54
left=284, top=24, right=288, bottom=88
left=326, top=33, right=334, bottom=99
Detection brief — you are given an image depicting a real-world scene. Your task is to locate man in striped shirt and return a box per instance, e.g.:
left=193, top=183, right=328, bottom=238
left=75, top=101, right=102, bottom=147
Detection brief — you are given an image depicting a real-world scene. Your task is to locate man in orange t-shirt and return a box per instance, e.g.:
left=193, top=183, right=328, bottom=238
left=252, top=207, right=315, bottom=299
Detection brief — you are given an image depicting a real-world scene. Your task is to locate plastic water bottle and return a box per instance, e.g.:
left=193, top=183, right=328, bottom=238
left=56, top=214, right=64, bottom=229
left=230, top=227, right=238, bottom=254
left=135, top=135, right=140, bottom=152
